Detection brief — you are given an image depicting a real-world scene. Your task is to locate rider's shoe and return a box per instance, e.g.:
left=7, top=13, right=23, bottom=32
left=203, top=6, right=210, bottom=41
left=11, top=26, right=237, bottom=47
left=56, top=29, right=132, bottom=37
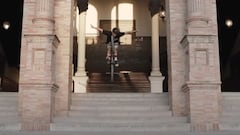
left=114, top=57, right=119, bottom=67
left=115, top=63, right=119, bottom=67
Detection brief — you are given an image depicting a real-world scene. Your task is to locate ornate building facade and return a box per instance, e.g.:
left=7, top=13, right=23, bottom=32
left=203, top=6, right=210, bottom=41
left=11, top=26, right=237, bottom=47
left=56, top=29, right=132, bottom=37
left=18, top=0, right=221, bottom=132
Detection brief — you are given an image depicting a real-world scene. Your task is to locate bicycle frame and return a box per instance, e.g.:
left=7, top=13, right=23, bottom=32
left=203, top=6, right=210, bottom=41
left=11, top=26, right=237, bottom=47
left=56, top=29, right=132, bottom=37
left=110, top=35, right=114, bottom=82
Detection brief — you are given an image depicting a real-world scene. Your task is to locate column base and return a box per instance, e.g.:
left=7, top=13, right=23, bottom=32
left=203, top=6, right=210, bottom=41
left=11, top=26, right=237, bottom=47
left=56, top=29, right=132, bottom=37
left=19, top=83, right=58, bottom=131
left=73, top=76, right=88, bottom=93
left=149, top=76, right=165, bottom=93
left=182, top=82, right=221, bottom=132
left=75, top=71, right=87, bottom=76
left=190, top=123, right=219, bottom=132
left=21, top=122, right=50, bottom=131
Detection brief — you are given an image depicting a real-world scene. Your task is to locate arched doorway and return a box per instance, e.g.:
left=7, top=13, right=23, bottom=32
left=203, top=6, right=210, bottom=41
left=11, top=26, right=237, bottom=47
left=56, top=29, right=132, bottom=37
left=84, top=1, right=150, bottom=73
left=73, top=0, right=167, bottom=93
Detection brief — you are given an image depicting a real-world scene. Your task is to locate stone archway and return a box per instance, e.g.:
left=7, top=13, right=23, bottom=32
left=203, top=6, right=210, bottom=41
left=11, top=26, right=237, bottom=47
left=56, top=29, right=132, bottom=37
left=74, top=0, right=165, bottom=93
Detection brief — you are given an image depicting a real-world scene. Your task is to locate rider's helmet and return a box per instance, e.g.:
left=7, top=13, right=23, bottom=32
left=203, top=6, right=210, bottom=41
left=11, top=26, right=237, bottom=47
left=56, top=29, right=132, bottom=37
left=112, top=27, right=120, bottom=34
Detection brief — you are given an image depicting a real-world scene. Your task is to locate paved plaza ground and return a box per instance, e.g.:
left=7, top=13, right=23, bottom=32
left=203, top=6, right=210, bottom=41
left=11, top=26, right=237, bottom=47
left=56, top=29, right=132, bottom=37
left=0, top=131, right=239, bottom=135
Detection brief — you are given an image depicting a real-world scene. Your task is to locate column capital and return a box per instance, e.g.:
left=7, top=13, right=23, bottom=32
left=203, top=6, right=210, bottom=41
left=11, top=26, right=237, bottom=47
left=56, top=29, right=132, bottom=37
left=75, top=71, right=87, bottom=77
left=187, top=0, right=208, bottom=28
left=148, top=0, right=161, bottom=17
left=33, top=0, right=55, bottom=34
left=77, top=0, right=89, bottom=14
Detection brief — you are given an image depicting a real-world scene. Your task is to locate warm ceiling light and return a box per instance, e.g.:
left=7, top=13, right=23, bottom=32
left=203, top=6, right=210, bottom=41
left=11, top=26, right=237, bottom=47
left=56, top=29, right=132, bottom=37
left=160, top=10, right=166, bottom=19
left=159, top=4, right=166, bottom=21
left=2, top=21, right=10, bottom=30
left=225, top=19, right=233, bottom=28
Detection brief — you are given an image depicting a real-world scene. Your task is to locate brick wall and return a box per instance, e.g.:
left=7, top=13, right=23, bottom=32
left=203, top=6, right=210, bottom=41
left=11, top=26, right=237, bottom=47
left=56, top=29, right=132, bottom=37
left=166, top=0, right=188, bottom=116
left=54, top=0, right=74, bottom=115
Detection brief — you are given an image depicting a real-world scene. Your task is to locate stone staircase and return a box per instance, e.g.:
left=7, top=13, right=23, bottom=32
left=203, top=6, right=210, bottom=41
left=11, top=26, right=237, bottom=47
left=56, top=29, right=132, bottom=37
left=3, top=91, right=240, bottom=133
left=87, top=72, right=150, bottom=93
left=0, top=92, right=20, bottom=130
left=51, top=93, right=190, bottom=133
left=220, top=92, right=240, bottom=131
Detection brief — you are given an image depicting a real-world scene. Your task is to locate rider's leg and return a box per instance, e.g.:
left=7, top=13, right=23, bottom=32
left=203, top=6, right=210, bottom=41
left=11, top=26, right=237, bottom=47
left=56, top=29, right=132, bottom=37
left=114, top=43, right=119, bottom=67
left=106, top=43, right=111, bottom=60
left=114, top=43, right=118, bottom=61
left=114, top=48, right=118, bottom=60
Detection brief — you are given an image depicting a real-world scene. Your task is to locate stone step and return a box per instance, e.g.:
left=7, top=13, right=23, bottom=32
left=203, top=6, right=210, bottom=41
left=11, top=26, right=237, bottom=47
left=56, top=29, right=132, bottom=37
left=0, top=92, right=20, bottom=131
left=87, top=82, right=150, bottom=84
left=70, top=105, right=170, bottom=112
left=221, top=112, right=240, bottom=117
left=72, top=97, right=167, bottom=102
left=0, top=116, right=20, bottom=123
left=86, top=86, right=150, bottom=90
left=87, top=86, right=150, bottom=89
left=0, top=92, right=18, bottom=97
left=0, top=97, right=17, bottom=100
left=86, top=87, right=150, bottom=90
left=220, top=123, right=240, bottom=131
left=0, top=106, right=18, bottom=111
left=72, top=93, right=167, bottom=98
left=88, top=72, right=148, bottom=78
left=87, top=77, right=149, bottom=80
left=87, top=83, right=150, bottom=86
left=221, top=116, right=240, bottom=123
left=52, top=93, right=190, bottom=132
left=222, top=102, right=240, bottom=107
left=221, top=92, right=240, bottom=99
left=87, top=82, right=150, bottom=85
left=0, top=104, right=18, bottom=108
left=221, top=107, right=240, bottom=112
left=71, top=96, right=169, bottom=104
left=53, top=116, right=187, bottom=124
left=72, top=95, right=168, bottom=101
left=68, top=110, right=172, bottom=117
left=0, top=98, right=18, bottom=101
left=87, top=89, right=151, bottom=93
left=0, top=111, right=18, bottom=116
left=87, top=80, right=149, bottom=83
left=87, top=72, right=150, bottom=93
left=51, top=123, right=190, bottom=132
left=71, top=100, right=169, bottom=106
left=220, top=92, right=240, bottom=131
left=72, top=97, right=168, bottom=102
left=0, top=123, right=20, bottom=131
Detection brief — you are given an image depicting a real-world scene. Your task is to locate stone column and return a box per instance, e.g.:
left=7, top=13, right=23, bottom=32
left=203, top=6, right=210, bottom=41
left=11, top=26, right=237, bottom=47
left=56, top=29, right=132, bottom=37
left=186, top=0, right=208, bottom=34
left=148, top=0, right=164, bottom=93
left=76, top=12, right=86, bottom=76
left=19, top=0, right=59, bottom=131
left=33, top=0, right=55, bottom=34
left=151, top=13, right=161, bottom=77
left=181, top=0, right=221, bottom=131
left=73, top=11, right=88, bottom=93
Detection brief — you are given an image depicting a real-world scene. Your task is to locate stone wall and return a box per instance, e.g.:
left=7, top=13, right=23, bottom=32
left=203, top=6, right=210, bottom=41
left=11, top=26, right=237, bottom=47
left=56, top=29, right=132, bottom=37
left=54, top=0, right=74, bottom=116
left=166, top=0, right=187, bottom=116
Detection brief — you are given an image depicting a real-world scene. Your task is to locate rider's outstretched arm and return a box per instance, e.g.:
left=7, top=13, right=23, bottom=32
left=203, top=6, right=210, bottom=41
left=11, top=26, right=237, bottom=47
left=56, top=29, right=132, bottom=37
left=90, top=24, right=103, bottom=33
left=125, top=30, right=137, bottom=34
